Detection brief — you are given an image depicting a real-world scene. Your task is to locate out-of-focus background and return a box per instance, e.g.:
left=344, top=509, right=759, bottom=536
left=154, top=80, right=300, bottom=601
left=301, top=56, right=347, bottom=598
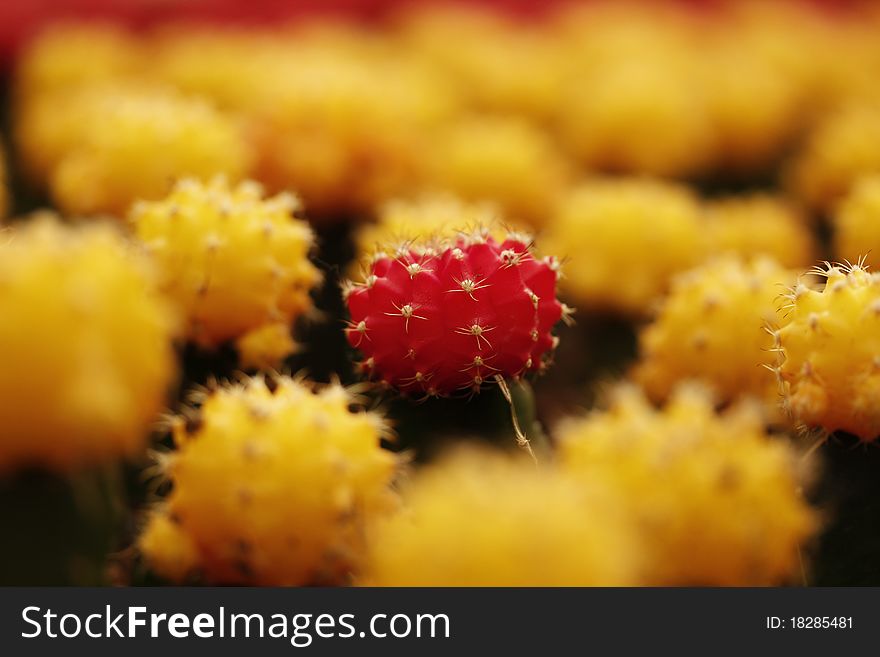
left=2, top=0, right=880, bottom=587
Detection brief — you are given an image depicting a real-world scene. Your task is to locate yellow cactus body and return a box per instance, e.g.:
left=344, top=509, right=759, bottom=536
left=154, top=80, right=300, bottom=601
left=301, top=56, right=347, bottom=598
left=16, top=83, right=125, bottom=184
left=0, top=217, right=177, bottom=472
left=787, top=103, right=880, bottom=212
left=137, top=512, right=200, bottom=584
left=361, top=449, right=640, bottom=586
left=15, top=23, right=144, bottom=100
left=398, top=6, right=567, bottom=122
left=774, top=263, right=880, bottom=440
left=132, top=178, right=321, bottom=365
left=148, top=27, right=283, bottom=112
left=47, top=87, right=252, bottom=216
left=635, top=256, right=796, bottom=418
left=139, top=375, right=398, bottom=585
left=706, top=194, right=815, bottom=268
left=833, top=175, right=880, bottom=267
left=558, top=386, right=817, bottom=586
left=543, top=179, right=705, bottom=315
left=421, top=116, right=570, bottom=229
left=557, top=59, right=712, bottom=178
left=701, top=44, right=804, bottom=173
left=354, top=195, right=506, bottom=264
left=254, top=53, right=458, bottom=218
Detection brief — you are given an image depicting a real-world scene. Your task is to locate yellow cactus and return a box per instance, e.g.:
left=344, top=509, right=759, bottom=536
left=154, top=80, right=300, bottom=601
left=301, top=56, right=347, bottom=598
left=705, top=194, right=815, bottom=268
left=635, top=256, right=796, bottom=419
left=147, top=27, right=283, bottom=112
left=555, top=57, right=713, bottom=178
left=558, top=385, right=817, bottom=586
left=45, top=86, right=252, bottom=216
left=16, top=83, right=118, bottom=184
left=137, top=512, right=200, bottom=584
left=397, top=5, right=567, bottom=122
left=131, top=177, right=321, bottom=366
left=786, top=102, right=880, bottom=212
left=138, top=374, right=398, bottom=585
left=421, top=116, right=571, bottom=229
left=773, top=262, right=880, bottom=440
left=361, top=448, right=640, bottom=586
left=254, top=52, right=458, bottom=219
left=354, top=195, right=505, bottom=264
left=833, top=175, right=880, bottom=268
left=700, top=43, right=804, bottom=173
left=15, top=22, right=144, bottom=101
left=543, top=178, right=705, bottom=315
left=0, top=217, right=177, bottom=473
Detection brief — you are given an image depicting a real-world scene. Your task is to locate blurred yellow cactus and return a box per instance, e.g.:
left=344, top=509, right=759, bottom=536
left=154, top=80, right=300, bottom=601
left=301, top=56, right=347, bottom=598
left=543, top=178, right=705, bottom=315
left=705, top=194, right=815, bottom=268
left=833, top=175, right=880, bottom=268
left=787, top=102, right=880, bottom=213
left=558, top=385, right=817, bottom=585
left=131, top=177, right=321, bottom=367
left=47, top=88, right=253, bottom=216
left=0, top=216, right=177, bottom=472
left=361, top=448, right=640, bottom=586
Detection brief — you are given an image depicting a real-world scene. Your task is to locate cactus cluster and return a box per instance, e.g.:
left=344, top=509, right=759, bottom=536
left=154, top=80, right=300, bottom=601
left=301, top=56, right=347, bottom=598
left=635, top=256, right=797, bottom=420
left=344, top=231, right=565, bottom=397
left=557, top=385, right=817, bottom=586
left=9, top=0, right=880, bottom=588
left=139, top=374, right=398, bottom=585
left=131, top=177, right=321, bottom=369
left=0, top=217, right=176, bottom=472
left=773, top=262, right=880, bottom=441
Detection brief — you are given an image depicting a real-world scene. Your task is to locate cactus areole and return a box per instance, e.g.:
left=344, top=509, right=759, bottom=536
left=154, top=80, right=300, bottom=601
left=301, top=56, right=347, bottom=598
left=344, top=232, right=565, bottom=397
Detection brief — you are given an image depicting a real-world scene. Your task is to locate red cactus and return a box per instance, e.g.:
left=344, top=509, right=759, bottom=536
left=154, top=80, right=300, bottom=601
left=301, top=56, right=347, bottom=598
left=344, top=232, right=564, bottom=397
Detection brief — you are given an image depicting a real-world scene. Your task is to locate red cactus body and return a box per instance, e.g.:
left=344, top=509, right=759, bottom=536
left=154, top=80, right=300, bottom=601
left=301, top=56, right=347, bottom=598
left=345, top=233, right=564, bottom=397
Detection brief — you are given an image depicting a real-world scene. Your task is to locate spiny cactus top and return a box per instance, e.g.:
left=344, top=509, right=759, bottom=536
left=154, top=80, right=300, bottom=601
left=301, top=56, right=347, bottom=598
left=361, top=448, right=640, bottom=586
left=138, top=374, right=398, bottom=586
left=705, top=194, right=815, bottom=268
left=557, top=385, right=817, bottom=586
left=634, top=256, right=797, bottom=421
left=132, top=177, right=321, bottom=369
left=773, top=261, right=880, bottom=441
left=0, top=217, right=177, bottom=472
left=344, top=231, right=565, bottom=397
left=543, top=178, right=705, bottom=315
left=833, top=174, right=880, bottom=268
